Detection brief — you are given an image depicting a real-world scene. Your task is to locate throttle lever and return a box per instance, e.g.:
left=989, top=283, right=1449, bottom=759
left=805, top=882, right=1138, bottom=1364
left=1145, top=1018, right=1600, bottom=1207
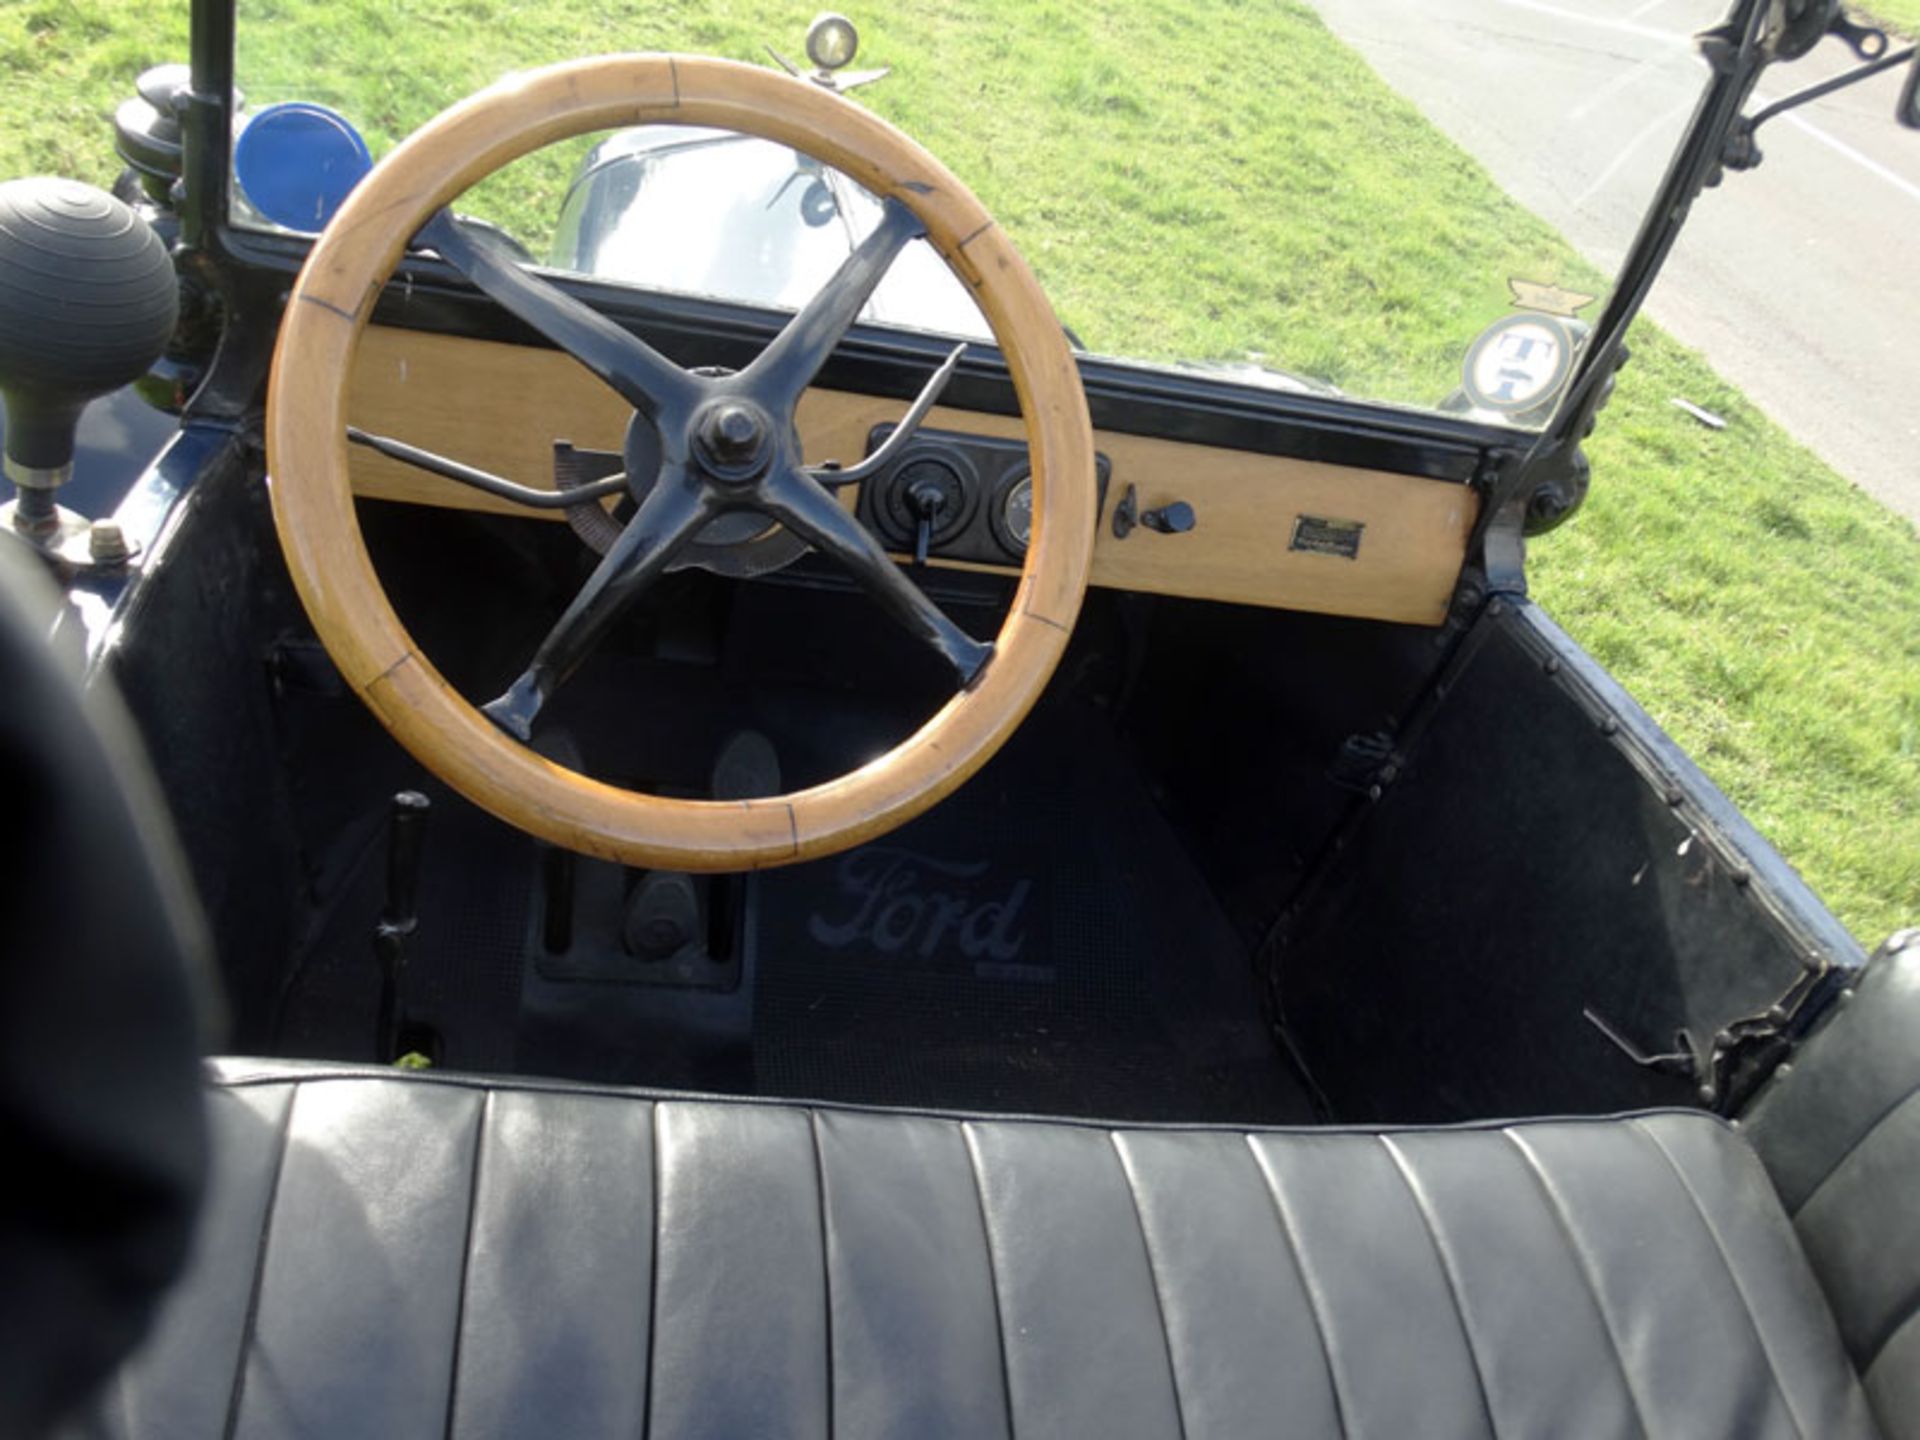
left=809, top=342, right=967, bottom=488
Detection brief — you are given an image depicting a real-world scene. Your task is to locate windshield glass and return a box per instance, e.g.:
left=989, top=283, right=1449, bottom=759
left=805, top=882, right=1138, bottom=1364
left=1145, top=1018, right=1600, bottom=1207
left=231, top=1, right=1716, bottom=430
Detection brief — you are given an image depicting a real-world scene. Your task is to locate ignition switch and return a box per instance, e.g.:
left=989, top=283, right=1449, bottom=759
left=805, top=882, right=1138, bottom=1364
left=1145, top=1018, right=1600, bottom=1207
left=877, top=449, right=976, bottom=563
left=906, top=474, right=949, bottom=564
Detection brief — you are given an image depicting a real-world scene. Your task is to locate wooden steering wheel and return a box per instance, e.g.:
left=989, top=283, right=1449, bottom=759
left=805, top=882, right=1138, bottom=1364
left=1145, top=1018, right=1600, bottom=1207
left=266, top=55, right=1096, bottom=871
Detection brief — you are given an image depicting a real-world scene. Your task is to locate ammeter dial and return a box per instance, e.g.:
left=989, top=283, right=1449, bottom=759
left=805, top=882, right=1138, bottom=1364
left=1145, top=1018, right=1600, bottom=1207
left=990, top=469, right=1034, bottom=557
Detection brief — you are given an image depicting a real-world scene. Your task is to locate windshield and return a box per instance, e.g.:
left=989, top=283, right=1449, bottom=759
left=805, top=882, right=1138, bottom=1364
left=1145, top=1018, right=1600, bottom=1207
left=231, top=1, right=1714, bottom=430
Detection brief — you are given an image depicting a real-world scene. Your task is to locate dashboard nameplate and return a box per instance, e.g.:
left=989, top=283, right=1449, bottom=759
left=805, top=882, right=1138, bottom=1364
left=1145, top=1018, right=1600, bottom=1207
left=1290, top=515, right=1365, bottom=560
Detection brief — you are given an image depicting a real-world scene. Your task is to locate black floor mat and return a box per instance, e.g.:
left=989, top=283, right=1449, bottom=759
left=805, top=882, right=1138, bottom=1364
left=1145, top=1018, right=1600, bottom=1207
left=750, top=706, right=1314, bottom=1124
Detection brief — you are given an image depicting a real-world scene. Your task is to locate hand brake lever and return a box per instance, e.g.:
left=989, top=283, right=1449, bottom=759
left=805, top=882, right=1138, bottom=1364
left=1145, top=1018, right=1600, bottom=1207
left=374, top=791, right=430, bottom=1062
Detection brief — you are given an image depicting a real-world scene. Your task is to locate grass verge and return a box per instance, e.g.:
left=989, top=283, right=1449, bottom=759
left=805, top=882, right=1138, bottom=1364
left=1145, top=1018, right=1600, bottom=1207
left=1859, top=2, right=1920, bottom=39
left=3, top=0, right=1916, bottom=941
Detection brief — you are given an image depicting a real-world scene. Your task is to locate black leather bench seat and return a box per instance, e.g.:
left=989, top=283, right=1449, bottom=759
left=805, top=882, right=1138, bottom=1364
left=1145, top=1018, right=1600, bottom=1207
left=92, top=1060, right=1879, bottom=1440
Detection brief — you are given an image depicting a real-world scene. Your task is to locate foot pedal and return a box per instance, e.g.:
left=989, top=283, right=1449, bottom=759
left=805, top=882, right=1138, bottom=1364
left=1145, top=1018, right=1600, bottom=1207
left=712, top=729, right=782, bottom=802
left=623, top=871, right=703, bottom=962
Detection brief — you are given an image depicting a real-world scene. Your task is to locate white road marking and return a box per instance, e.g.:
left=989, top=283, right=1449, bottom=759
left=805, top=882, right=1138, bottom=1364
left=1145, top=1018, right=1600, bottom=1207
left=1568, top=49, right=1670, bottom=121
left=1782, top=113, right=1920, bottom=207
left=1492, top=0, right=1687, bottom=48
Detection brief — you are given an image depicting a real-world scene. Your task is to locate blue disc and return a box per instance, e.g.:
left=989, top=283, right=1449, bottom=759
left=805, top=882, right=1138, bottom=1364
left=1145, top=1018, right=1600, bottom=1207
left=234, top=101, right=373, bottom=233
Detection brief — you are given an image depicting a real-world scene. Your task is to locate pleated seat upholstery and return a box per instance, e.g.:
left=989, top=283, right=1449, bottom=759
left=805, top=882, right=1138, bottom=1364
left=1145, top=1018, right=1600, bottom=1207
left=86, top=1058, right=1881, bottom=1440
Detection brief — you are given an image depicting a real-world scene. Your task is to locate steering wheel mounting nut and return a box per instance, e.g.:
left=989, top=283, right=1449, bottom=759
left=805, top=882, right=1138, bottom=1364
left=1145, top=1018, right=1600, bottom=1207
left=693, top=399, right=772, bottom=483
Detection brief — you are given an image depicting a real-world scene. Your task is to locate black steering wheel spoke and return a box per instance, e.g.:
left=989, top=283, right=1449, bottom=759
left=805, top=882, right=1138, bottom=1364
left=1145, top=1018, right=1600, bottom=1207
left=481, top=467, right=714, bottom=740
left=740, top=198, right=925, bottom=413
left=426, top=181, right=987, bottom=731
left=417, top=209, right=699, bottom=421
left=760, top=468, right=991, bottom=686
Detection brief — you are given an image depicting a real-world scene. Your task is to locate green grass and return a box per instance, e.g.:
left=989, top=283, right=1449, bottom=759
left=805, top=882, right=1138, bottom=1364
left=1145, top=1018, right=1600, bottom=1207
left=1533, top=332, right=1920, bottom=941
left=1860, top=2, right=1920, bottom=39
left=4, top=0, right=1917, bottom=942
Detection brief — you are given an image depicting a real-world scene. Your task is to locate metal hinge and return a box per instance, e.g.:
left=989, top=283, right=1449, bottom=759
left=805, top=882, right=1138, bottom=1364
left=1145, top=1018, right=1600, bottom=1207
left=1584, top=958, right=1834, bottom=1114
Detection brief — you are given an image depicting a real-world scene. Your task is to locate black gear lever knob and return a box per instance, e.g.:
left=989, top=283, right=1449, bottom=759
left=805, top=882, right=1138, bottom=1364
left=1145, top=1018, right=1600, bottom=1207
left=0, top=178, right=177, bottom=534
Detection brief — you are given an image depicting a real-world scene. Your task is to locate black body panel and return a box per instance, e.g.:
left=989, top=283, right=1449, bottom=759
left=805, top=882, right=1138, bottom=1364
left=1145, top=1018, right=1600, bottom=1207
left=1272, top=599, right=1863, bottom=1124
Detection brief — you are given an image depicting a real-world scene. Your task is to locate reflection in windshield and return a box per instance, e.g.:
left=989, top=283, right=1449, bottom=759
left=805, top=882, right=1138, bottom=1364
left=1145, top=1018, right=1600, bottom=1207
left=548, top=127, right=989, bottom=342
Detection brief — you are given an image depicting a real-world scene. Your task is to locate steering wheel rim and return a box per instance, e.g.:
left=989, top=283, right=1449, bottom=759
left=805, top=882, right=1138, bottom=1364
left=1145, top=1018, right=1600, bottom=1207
left=266, top=54, right=1096, bottom=871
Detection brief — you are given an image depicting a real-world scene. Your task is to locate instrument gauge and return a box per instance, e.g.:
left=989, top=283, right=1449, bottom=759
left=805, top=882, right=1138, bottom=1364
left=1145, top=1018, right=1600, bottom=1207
left=992, top=470, right=1034, bottom=557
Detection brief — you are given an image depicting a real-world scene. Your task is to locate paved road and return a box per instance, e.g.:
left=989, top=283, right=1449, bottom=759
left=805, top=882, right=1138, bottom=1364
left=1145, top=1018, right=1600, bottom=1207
left=1312, top=0, right=1920, bottom=525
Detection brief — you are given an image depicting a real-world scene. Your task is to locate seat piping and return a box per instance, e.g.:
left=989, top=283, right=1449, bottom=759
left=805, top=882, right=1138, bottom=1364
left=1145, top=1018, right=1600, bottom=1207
left=1501, top=1128, right=1653, bottom=1440
left=1378, top=1134, right=1500, bottom=1440
left=1109, top=1131, right=1189, bottom=1440
left=640, top=1102, right=661, bottom=1440
left=1244, top=1134, right=1350, bottom=1440
left=807, top=1110, right=836, bottom=1440
left=440, top=1092, right=491, bottom=1440
left=221, top=1088, right=299, bottom=1440
left=960, top=1122, right=1019, bottom=1440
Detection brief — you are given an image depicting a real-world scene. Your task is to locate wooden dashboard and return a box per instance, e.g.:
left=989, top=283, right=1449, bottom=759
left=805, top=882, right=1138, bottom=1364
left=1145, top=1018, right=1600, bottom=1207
left=345, top=326, right=1476, bottom=626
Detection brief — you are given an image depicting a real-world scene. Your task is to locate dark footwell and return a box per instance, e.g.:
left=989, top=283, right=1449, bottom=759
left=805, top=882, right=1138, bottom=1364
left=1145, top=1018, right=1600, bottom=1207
left=274, top=681, right=1315, bottom=1125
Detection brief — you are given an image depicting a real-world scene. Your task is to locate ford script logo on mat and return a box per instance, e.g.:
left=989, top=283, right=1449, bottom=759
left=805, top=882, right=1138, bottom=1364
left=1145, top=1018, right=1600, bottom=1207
left=807, top=846, right=1049, bottom=980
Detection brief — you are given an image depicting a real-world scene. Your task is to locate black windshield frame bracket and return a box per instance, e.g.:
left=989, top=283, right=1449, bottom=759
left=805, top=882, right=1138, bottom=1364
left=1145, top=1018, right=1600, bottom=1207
left=1723, top=40, right=1915, bottom=172
left=1476, top=0, right=1898, bottom=579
